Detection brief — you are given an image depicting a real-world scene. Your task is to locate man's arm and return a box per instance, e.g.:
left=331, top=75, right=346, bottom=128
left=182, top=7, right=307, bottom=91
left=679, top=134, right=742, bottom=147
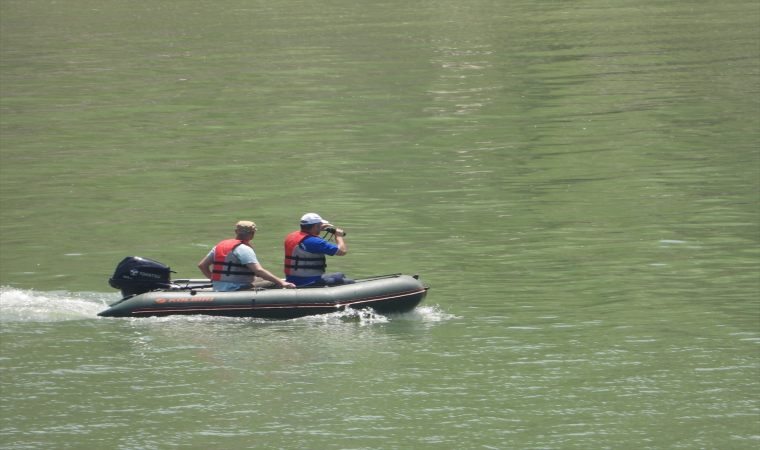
left=319, top=224, right=347, bottom=256
left=247, top=263, right=296, bottom=289
left=334, top=234, right=347, bottom=256
left=197, top=255, right=214, bottom=279
left=331, top=228, right=347, bottom=256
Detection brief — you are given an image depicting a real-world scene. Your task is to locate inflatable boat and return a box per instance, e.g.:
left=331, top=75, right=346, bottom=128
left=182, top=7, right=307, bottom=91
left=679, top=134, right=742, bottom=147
left=98, top=257, right=429, bottom=319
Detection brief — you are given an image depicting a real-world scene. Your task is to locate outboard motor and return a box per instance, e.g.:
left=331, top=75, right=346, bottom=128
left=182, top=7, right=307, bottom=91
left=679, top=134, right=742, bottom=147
left=108, top=256, right=175, bottom=297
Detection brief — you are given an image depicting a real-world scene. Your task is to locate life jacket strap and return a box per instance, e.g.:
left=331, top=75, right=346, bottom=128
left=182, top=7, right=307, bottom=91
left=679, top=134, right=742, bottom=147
left=284, top=255, right=326, bottom=271
left=212, top=261, right=254, bottom=276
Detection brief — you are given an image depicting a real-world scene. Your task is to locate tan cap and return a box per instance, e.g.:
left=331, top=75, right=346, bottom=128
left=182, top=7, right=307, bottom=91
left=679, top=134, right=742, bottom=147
left=235, top=221, right=257, bottom=234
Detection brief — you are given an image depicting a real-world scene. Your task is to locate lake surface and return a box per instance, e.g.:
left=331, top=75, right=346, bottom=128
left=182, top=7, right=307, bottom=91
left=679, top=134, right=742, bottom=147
left=1, top=0, right=758, bottom=448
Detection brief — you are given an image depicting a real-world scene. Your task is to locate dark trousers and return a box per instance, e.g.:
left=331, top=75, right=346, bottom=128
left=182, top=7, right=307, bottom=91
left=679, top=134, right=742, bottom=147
left=314, top=272, right=355, bottom=286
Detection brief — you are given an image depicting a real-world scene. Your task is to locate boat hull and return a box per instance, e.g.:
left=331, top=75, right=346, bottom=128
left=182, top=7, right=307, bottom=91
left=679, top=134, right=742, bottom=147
left=98, top=275, right=428, bottom=319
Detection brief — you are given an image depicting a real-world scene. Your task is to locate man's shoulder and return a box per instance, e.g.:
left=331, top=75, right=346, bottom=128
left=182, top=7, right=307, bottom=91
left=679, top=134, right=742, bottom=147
left=301, top=234, right=324, bottom=243
left=232, top=244, right=256, bottom=261
left=234, top=243, right=255, bottom=254
left=301, top=234, right=329, bottom=247
left=300, top=235, right=338, bottom=255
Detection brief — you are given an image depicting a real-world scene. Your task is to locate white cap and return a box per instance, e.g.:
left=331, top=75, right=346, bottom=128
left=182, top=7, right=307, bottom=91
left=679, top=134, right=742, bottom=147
left=300, top=213, right=329, bottom=225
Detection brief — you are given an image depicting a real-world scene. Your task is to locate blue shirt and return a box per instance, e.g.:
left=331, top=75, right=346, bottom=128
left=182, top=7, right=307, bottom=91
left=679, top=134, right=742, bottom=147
left=285, top=235, right=339, bottom=287
left=207, top=244, right=259, bottom=291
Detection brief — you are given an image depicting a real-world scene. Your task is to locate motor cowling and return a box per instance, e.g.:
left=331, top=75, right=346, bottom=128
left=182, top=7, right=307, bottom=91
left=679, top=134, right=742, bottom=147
left=108, top=256, right=175, bottom=297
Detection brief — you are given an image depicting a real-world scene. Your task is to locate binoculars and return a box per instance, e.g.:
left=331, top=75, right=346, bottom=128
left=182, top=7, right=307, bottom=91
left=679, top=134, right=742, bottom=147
left=324, top=227, right=347, bottom=236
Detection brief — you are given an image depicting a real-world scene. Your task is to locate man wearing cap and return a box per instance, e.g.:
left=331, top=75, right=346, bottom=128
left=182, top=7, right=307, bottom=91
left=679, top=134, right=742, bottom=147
left=198, top=221, right=296, bottom=291
left=283, top=213, right=354, bottom=287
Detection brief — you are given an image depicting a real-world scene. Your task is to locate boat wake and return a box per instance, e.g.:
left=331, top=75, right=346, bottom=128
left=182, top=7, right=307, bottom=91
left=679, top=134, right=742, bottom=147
left=287, top=304, right=456, bottom=324
left=0, top=287, right=455, bottom=324
left=0, top=286, right=116, bottom=323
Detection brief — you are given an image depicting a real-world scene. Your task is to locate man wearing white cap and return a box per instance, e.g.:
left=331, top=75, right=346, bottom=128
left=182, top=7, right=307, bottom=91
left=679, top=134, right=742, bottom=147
left=283, top=213, right=354, bottom=287
left=198, top=221, right=296, bottom=291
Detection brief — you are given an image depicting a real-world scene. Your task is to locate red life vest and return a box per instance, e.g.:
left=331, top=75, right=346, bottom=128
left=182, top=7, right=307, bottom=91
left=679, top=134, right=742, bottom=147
left=283, top=231, right=326, bottom=277
left=212, top=239, right=255, bottom=283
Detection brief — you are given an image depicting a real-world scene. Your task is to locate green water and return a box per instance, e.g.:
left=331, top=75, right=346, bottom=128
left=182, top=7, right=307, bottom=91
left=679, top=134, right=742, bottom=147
left=1, top=0, right=758, bottom=448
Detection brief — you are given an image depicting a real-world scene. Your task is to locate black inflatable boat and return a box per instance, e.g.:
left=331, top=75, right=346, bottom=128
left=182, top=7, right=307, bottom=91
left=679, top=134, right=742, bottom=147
left=98, top=257, right=429, bottom=319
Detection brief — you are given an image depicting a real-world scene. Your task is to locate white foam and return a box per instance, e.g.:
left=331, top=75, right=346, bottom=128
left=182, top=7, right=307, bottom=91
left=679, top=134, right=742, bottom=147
left=0, top=287, right=115, bottom=323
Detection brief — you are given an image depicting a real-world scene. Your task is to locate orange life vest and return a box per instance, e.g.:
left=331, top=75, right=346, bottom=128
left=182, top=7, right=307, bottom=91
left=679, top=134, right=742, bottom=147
left=212, top=239, right=255, bottom=283
left=283, top=231, right=326, bottom=277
